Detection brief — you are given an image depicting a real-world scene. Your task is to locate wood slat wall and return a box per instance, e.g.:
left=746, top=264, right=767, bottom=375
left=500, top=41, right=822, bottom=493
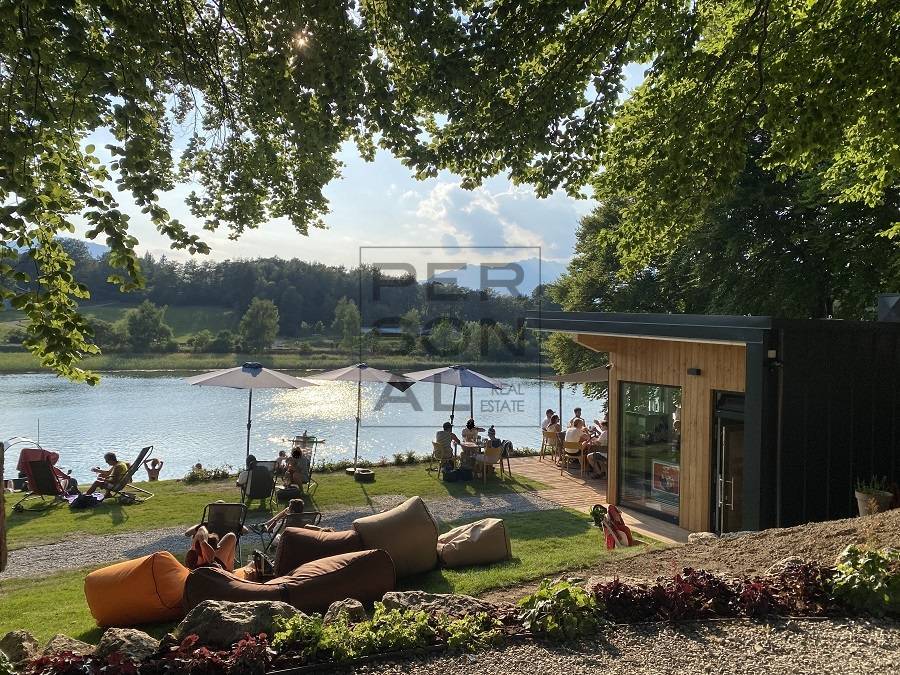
left=576, top=334, right=746, bottom=532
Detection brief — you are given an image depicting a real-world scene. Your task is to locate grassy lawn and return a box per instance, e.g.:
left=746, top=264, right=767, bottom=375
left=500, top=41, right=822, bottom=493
left=0, top=509, right=657, bottom=645
left=3, top=465, right=546, bottom=550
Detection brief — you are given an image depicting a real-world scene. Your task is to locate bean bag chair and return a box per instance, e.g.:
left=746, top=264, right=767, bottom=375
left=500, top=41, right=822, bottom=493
left=274, top=527, right=363, bottom=576
left=437, top=518, right=511, bottom=568
left=183, top=549, right=395, bottom=614
left=352, top=496, right=438, bottom=578
left=84, top=552, right=189, bottom=627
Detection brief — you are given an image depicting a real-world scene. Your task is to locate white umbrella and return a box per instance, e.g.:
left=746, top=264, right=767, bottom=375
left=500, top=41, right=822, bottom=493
left=404, top=365, right=503, bottom=427
left=310, top=363, right=414, bottom=471
left=185, top=362, right=316, bottom=457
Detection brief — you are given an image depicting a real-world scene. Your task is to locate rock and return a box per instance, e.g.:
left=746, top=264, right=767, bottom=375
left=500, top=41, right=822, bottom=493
left=175, top=600, right=302, bottom=648
left=765, top=556, right=806, bottom=576
left=96, top=628, right=160, bottom=664
left=380, top=591, right=503, bottom=618
left=0, top=630, right=40, bottom=668
left=324, top=599, right=367, bottom=624
left=687, top=532, right=718, bottom=545
left=43, top=634, right=94, bottom=656
left=720, top=530, right=754, bottom=541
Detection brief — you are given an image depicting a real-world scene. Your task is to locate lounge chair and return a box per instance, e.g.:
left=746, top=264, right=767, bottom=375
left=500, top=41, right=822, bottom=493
left=241, top=464, right=276, bottom=508
left=12, top=459, right=69, bottom=512
left=255, top=508, right=323, bottom=554
left=198, top=502, right=249, bottom=564
left=106, top=446, right=155, bottom=504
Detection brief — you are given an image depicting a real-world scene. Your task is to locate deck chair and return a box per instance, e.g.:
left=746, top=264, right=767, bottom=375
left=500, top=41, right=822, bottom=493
left=257, top=509, right=323, bottom=553
left=12, top=460, right=68, bottom=512
left=560, top=441, right=585, bottom=477
left=105, top=445, right=155, bottom=504
left=242, top=465, right=276, bottom=507
left=199, top=502, right=249, bottom=565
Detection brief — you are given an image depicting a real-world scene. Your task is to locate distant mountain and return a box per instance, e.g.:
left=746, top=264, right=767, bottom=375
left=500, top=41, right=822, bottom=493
left=428, top=257, right=567, bottom=296
left=10, top=237, right=109, bottom=259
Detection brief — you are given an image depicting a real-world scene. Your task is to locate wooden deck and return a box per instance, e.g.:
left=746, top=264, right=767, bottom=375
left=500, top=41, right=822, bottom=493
left=509, top=456, right=690, bottom=545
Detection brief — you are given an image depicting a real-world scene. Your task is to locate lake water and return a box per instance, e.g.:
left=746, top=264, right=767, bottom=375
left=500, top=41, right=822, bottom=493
left=1, top=373, right=604, bottom=481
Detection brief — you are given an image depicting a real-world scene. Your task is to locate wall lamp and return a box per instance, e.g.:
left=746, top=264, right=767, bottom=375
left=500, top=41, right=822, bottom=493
left=687, top=367, right=702, bottom=376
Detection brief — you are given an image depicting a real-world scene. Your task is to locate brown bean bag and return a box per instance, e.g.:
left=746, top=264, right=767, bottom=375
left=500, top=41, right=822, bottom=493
left=183, top=549, right=395, bottom=614
left=352, top=496, right=438, bottom=577
left=274, top=527, right=363, bottom=576
left=437, top=517, right=511, bottom=568
left=85, top=552, right=189, bottom=627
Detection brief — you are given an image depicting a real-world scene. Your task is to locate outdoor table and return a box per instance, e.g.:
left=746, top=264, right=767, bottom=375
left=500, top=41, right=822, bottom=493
left=459, top=441, right=483, bottom=469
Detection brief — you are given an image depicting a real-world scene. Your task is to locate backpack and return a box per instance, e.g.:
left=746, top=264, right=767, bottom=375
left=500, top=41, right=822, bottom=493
left=70, top=493, right=101, bottom=509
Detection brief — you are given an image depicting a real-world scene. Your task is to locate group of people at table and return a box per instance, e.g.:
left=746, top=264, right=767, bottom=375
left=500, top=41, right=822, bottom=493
left=542, top=406, right=609, bottom=479
left=433, top=418, right=505, bottom=474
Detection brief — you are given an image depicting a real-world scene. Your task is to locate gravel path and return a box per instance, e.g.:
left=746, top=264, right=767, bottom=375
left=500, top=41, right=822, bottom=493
left=356, top=618, right=900, bottom=675
left=2, top=491, right=557, bottom=579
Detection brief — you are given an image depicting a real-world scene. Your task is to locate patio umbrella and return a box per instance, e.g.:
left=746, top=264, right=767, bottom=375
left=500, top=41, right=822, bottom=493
left=404, top=365, right=503, bottom=427
left=184, top=362, right=316, bottom=457
left=310, top=364, right=414, bottom=471
left=544, top=365, right=612, bottom=422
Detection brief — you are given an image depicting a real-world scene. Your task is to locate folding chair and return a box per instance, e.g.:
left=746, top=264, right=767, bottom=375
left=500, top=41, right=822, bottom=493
left=199, top=502, right=249, bottom=565
left=257, top=509, right=323, bottom=554
left=12, top=460, right=68, bottom=512
left=242, top=465, right=276, bottom=508
left=106, top=446, right=155, bottom=503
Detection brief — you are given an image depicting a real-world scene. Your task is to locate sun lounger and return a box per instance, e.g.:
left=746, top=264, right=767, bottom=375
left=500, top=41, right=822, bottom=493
left=12, top=459, right=69, bottom=512
left=106, top=446, right=155, bottom=503
left=241, top=464, right=276, bottom=507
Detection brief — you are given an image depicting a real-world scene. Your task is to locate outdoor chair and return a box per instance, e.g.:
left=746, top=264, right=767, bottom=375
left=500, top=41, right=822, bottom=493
left=540, top=430, right=560, bottom=462
left=428, top=441, right=454, bottom=473
left=560, top=440, right=585, bottom=477
left=257, top=509, right=324, bottom=554
left=106, top=446, right=155, bottom=504
left=242, top=465, right=276, bottom=508
left=297, top=445, right=318, bottom=496
left=474, top=445, right=505, bottom=484
left=199, top=502, right=249, bottom=565
left=12, top=459, right=69, bottom=512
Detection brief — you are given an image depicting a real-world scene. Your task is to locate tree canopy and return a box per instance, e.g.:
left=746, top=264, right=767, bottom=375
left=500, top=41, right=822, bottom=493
left=2, top=0, right=897, bottom=381
left=239, top=297, right=279, bottom=352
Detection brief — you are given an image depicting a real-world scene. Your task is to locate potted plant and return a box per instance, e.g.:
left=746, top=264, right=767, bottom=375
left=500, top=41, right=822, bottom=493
left=855, top=476, right=893, bottom=516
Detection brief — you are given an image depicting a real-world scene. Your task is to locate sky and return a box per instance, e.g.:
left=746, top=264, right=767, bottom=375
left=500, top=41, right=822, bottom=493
left=76, top=64, right=646, bottom=284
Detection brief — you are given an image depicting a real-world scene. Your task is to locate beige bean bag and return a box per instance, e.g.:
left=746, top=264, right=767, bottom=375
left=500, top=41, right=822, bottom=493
left=352, top=496, right=438, bottom=577
left=437, top=518, right=511, bottom=568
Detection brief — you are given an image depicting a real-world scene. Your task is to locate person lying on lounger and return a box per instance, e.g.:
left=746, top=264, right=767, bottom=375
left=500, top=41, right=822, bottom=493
left=83, top=452, right=129, bottom=496
left=184, top=526, right=237, bottom=571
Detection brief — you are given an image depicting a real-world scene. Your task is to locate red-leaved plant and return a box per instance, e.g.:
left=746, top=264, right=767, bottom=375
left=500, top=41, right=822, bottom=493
left=25, top=651, right=138, bottom=675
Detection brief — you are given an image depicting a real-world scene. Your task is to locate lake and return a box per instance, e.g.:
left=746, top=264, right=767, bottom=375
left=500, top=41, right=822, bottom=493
left=1, top=373, right=605, bottom=481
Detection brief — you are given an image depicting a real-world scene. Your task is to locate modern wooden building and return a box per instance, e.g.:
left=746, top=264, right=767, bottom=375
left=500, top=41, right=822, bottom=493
left=526, top=311, right=900, bottom=534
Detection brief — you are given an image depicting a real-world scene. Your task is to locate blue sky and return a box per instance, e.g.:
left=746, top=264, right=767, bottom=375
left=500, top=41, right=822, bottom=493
left=77, top=64, right=646, bottom=282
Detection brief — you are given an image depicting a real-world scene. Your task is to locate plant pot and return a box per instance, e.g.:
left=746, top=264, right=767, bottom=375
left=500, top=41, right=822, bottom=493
left=855, top=489, right=893, bottom=516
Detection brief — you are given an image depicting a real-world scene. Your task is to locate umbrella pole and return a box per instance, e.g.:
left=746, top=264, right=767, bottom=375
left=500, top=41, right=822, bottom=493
left=354, top=378, right=361, bottom=471
left=246, top=389, right=253, bottom=457
left=450, top=387, right=457, bottom=427
left=469, top=387, right=473, bottom=420
left=558, top=383, right=562, bottom=422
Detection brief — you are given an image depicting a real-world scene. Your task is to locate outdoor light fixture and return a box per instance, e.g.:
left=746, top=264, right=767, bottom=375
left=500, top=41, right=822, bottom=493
left=687, top=367, right=702, bottom=376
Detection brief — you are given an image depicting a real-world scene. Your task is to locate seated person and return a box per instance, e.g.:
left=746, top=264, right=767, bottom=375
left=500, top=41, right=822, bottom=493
left=184, top=525, right=237, bottom=572
left=568, top=407, right=585, bottom=428
left=565, top=418, right=589, bottom=447
left=461, top=418, right=485, bottom=443
left=275, top=450, right=289, bottom=476
left=284, top=448, right=310, bottom=488
left=84, top=452, right=129, bottom=496
left=434, top=422, right=461, bottom=464
left=236, top=455, right=258, bottom=489
left=546, top=414, right=561, bottom=434
left=585, top=420, right=609, bottom=478
left=541, top=409, right=555, bottom=431
left=143, top=457, right=163, bottom=481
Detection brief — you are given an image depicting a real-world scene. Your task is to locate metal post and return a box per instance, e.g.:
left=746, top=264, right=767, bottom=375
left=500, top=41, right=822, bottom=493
left=354, top=377, right=361, bottom=471
left=450, top=387, right=457, bottom=427
left=246, top=389, right=253, bottom=457
left=558, top=383, right=562, bottom=421
left=469, top=387, right=473, bottom=420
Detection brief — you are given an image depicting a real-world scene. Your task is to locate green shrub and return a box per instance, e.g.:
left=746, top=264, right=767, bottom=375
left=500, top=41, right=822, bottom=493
left=183, top=464, right=235, bottom=484
left=517, top=579, right=604, bottom=640
left=272, top=614, right=324, bottom=659
left=405, top=451, right=417, bottom=464
left=392, top=453, right=406, bottom=466
left=441, top=613, right=502, bottom=651
left=831, top=545, right=900, bottom=616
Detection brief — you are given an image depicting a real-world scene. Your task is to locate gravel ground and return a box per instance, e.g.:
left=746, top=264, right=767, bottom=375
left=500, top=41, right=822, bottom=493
left=356, top=618, right=900, bottom=675
left=2, top=491, right=557, bottom=579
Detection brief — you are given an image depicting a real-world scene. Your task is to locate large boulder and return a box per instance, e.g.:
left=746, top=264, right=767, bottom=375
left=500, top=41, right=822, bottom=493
left=323, top=599, right=367, bottom=624
left=43, top=634, right=94, bottom=656
left=0, top=630, right=40, bottom=668
left=96, top=628, right=160, bottom=664
left=380, top=591, right=502, bottom=618
left=174, top=600, right=301, bottom=649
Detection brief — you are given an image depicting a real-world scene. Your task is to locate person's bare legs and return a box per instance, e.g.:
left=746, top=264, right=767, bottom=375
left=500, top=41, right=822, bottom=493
left=214, top=532, right=238, bottom=571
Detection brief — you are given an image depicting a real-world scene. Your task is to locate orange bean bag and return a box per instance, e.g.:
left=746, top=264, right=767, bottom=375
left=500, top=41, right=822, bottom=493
left=84, top=552, right=189, bottom=627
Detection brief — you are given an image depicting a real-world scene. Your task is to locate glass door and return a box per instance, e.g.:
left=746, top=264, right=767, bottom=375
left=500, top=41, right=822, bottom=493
left=713, top=392, right=745, bottom=534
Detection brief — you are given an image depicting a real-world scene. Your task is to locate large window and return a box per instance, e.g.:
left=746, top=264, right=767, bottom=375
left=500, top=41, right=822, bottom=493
left=619, top=382, right=682, bottom=523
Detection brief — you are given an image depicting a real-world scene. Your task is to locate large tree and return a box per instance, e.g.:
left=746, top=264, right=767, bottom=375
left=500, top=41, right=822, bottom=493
left=239, top=297, right=279, bottom=352
left=2, top=0, right=897, bottom=381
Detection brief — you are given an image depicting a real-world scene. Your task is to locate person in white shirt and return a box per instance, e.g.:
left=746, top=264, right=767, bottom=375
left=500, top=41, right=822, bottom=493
left=568, top=408, right=584, bottom=428
left=565, top=418, right=589, bottom=444
left=541, top=409, right=555, bottom=431
left=586, top=420, right=609, bottom=478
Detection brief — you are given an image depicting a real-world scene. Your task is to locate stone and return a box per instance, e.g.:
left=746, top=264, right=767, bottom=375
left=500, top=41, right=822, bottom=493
left=0, top=630, right=40, bottom=668
left=324, top=599, right=367, bottom=624
left=380, top=591, right=503, bottom=618
left=96, top=628, right=160, bottom=664
left=43, top=634, right=94, bottom=656
left=720, top=530, right=754, bottom=541
left=687, top=532, right=718, bottom=545
left=174, top=600, right=302, bottom=648
left=765, top=556, right=806, bottom=576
